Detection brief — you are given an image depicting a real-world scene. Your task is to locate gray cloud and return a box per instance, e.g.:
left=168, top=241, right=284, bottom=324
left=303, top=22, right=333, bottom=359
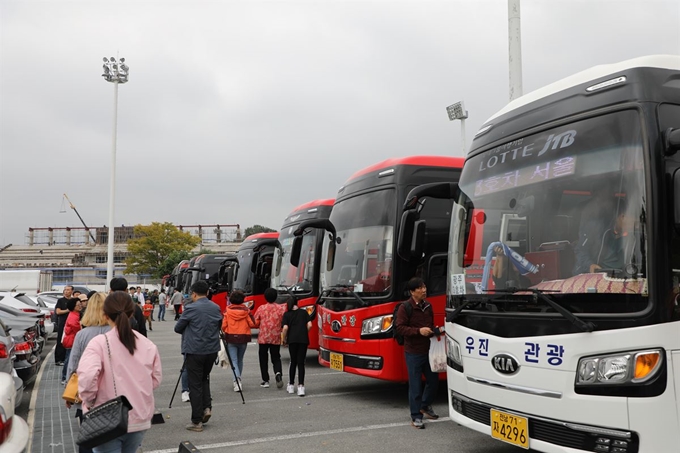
left=1, top=0, right=678, bottom=245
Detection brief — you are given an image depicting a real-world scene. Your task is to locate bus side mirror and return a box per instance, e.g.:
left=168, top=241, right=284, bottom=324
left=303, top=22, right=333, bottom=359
left=327, top=239, right=336, bottom=272
left=675, top=169, right=680, bottom=232
left=290, top=236, right=303, bottom=268
left=412, top=220, right=426, bottom=260
left=664, top=128, right=680, bottom=156
left=274, top=252, right=282, bottom=277
left=250, top=253, right=259, bottom=274
left=397, top=209, right=418, bottom=261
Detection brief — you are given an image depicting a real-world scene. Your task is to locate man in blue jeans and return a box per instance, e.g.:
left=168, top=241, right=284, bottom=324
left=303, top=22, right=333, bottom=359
left=395, top=277, right=444, bottom=429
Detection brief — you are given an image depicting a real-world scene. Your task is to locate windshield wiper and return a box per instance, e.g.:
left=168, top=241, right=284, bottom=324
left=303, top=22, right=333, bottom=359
left=491, top=287, right=595, bottom=332
left=325, top=285, right=368, bottom=307
left=277, top=285, right=297, bottom=301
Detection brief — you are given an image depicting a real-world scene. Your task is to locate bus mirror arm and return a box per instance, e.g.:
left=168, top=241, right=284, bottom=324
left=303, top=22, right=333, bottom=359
left=402, top=182, right=460, bottom=211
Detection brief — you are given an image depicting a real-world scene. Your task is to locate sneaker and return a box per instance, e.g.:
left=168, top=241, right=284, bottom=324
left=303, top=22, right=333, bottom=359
left=181, top=391, right=190, bottom=402
left=411, top=418, right=425, bottom=429
left=275, top=372, right=283, bottom=389
left=55, top=362, right=64, bottom=366
left=202, top=408, right=211, bottom=424
left=233, top=380, right=241, bottom=392
left=420, top=406, right=439, bottom=420
left=287, top=383, right=295, bottom=394
left=297, top=385, right=305, bottom=397
left=186, top=422, right=203, bottom=432
left=260, top=381, right=270, bottom=388
left=61, top=380, right=66, bottom=385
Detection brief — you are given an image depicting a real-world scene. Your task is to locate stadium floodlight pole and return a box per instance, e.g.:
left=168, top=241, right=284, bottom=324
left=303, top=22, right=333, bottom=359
left=446, top=101, right=469, bottom=155
left=102, top=56, right=129, bottom=290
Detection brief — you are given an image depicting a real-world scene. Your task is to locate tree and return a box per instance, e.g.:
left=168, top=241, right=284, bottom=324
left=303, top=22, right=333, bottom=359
left=243, top=224, right=276, bottom=238
left=156, top=250, right=192, bottom=279
left=125, top=222, right=201, bottom=278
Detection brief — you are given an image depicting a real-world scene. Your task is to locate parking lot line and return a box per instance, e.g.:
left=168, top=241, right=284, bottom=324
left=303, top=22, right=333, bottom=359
left=144, top=417, right=451, bottom=453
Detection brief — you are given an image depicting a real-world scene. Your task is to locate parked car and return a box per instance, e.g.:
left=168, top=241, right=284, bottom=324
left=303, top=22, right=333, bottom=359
left=0, top=294, right=47, bottom=346
left=13, top=294, right=54, bottom=338
left=0, top=318, right=23, bottom=407
left=0, top=372, right=29, bottom=452
left=0, top=293, right=54, bottom=339
left=0, top=313, right=41, bottom=387
left=40, top=286, right=92, bottom=298
left=0, top=304, right=44, bottom=356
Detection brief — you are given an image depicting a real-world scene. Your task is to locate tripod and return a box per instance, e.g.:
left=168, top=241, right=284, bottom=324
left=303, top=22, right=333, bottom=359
left=169, top=355, right=186, bottom=409
left=221, top=332, right=245, bottom=404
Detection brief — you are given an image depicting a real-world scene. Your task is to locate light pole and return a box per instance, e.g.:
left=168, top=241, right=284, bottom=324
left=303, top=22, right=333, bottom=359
left=446, top=101, right=469, bottom=155
left=102, top=56, right=129, bottom=290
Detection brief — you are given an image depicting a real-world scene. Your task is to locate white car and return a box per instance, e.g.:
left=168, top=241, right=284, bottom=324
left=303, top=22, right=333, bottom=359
left=0, top=372, right=29, bottom=453
left=0, top=293, right=53, bottom=339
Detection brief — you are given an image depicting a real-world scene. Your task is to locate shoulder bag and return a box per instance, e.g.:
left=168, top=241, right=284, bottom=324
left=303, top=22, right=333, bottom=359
left=76, top=334, right=133, bottom=449
left=62, top=373, right=80, bottom=404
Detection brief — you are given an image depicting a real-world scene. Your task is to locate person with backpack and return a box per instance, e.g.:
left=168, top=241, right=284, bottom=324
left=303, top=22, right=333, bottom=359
left=395, top=277, right=444, bottom=429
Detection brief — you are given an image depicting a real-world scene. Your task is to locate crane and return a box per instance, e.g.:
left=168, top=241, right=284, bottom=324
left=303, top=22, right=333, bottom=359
left=61, top=194, right=96, bottom=243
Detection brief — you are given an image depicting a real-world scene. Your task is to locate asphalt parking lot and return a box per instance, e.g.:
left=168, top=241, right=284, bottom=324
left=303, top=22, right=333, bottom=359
left=21, top=318, right=530, bottom=453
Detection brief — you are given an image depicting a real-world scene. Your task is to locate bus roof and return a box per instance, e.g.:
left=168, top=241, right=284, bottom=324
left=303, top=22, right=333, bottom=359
left=288, top=199, right=335, bottom=215
left=485, top=55, right=680, bottom=125
left=346, top=156, right=465, bottom=183
left=242, top=232, right=279, bottom=242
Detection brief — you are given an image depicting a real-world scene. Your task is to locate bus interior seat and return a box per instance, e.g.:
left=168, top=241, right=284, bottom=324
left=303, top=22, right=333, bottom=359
left=524, top=215, right=576, bottom=285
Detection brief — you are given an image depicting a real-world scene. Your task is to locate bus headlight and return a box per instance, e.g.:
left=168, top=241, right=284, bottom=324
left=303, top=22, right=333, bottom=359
left=361, top=315, right=393, bottom=335
left=576, top=349, right=662, bottom=386
left=244, top=300, right=254, bottom=309
left=446, top=335, right=462, bottom=366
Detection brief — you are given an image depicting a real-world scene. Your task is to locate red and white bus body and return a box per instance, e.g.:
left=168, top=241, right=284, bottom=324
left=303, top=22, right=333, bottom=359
left=234, top=232, right=279, bottom=312
left=314, top=156, right=463, bottom=382
left=271, top=199, right=334, bottom=350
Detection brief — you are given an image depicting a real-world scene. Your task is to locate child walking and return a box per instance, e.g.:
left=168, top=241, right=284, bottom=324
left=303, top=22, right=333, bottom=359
left=281, top=298, right=312, bottom=396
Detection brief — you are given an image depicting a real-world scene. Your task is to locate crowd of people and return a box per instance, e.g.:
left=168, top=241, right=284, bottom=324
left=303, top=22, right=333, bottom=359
left=55, top=274, right=440, bottom=452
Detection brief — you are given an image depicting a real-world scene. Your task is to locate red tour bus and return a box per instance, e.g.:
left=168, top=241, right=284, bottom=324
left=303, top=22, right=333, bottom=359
left=233, top=232, right=279, bottom=312
left=271, top=199, right=334, bottom=350
left=291, top=156, right=463, bottom=381
left=183, top=253, right=236, bottom=312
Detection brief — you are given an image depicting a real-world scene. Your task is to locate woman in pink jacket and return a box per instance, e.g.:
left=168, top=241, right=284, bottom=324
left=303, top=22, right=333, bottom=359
left=78, top=291, right=162, bottom=453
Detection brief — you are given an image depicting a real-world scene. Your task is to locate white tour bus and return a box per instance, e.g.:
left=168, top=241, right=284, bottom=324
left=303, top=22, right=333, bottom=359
left=445, top=55, right=680, bottom=453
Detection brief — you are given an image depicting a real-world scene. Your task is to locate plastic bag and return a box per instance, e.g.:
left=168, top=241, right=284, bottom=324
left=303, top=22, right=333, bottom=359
left=429, top=335, right=447, bottom=373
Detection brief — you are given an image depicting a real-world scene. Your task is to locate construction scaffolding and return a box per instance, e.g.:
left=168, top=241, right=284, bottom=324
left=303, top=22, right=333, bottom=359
left=26, top=224, right=242, bottom=246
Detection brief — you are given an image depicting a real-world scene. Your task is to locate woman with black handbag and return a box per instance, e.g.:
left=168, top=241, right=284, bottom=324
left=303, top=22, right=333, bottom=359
left=78, top=291, right=162, bottom=452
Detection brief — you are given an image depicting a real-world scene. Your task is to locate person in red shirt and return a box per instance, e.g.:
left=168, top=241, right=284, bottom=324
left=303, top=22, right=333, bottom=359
left=143, top=301, right=153, bottom=331
left=252, top=288, right=286, bottom=389
left=61, top=297, right=83, bottom=384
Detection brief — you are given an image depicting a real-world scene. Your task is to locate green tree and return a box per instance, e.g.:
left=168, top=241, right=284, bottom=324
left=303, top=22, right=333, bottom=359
left=157, top=250, right=192, bottom=278
left=125, top=222, right=201, bottom=278
left=243, top=224, right=276, bottom=237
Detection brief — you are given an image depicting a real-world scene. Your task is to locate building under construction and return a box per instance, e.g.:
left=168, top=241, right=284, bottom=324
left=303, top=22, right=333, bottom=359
left=0, top=223, right=244, bottom=288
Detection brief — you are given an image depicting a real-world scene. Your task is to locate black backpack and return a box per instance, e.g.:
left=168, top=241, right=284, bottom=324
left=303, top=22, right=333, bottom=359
left=392, top=301, right=413, bottom=345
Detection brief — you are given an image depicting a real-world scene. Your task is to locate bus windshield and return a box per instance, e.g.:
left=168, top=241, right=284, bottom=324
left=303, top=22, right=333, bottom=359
left=449, top=110, right=649, bottom=313
left=272, top=226, right=315, bottom=293
left=322, top=189, right=395, bottom=298
left=233, top=249, right=254, bottom=293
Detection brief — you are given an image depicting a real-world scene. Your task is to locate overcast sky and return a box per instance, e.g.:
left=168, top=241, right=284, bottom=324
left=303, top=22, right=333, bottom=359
left=1, top=0, right=678, bottom=246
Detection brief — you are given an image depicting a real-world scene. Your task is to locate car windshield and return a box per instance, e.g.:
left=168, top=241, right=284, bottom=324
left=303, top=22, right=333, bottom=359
left=272, top=226, right=316, bottom=293
left=449, top=110, right=648, bottom=314
left=322, top=189, right=395, bottom=298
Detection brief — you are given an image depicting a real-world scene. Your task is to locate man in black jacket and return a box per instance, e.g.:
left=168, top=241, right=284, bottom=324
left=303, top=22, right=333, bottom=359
left=54, top=285, right=74, bottom=365
left=174, top=281, right=222, bottom=432
left=395, top=277, right=444, bottom=429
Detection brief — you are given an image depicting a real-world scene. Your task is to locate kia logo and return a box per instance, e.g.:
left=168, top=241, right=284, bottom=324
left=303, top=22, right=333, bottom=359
left=331, top=320, right=341, bottom=333
left=491, top=354, right=520, bottom=375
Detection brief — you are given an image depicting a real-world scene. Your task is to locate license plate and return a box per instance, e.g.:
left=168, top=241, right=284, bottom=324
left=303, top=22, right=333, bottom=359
left=330, top=352, right=343, bottom=371
left=490, top=409, right=529, bottom=449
